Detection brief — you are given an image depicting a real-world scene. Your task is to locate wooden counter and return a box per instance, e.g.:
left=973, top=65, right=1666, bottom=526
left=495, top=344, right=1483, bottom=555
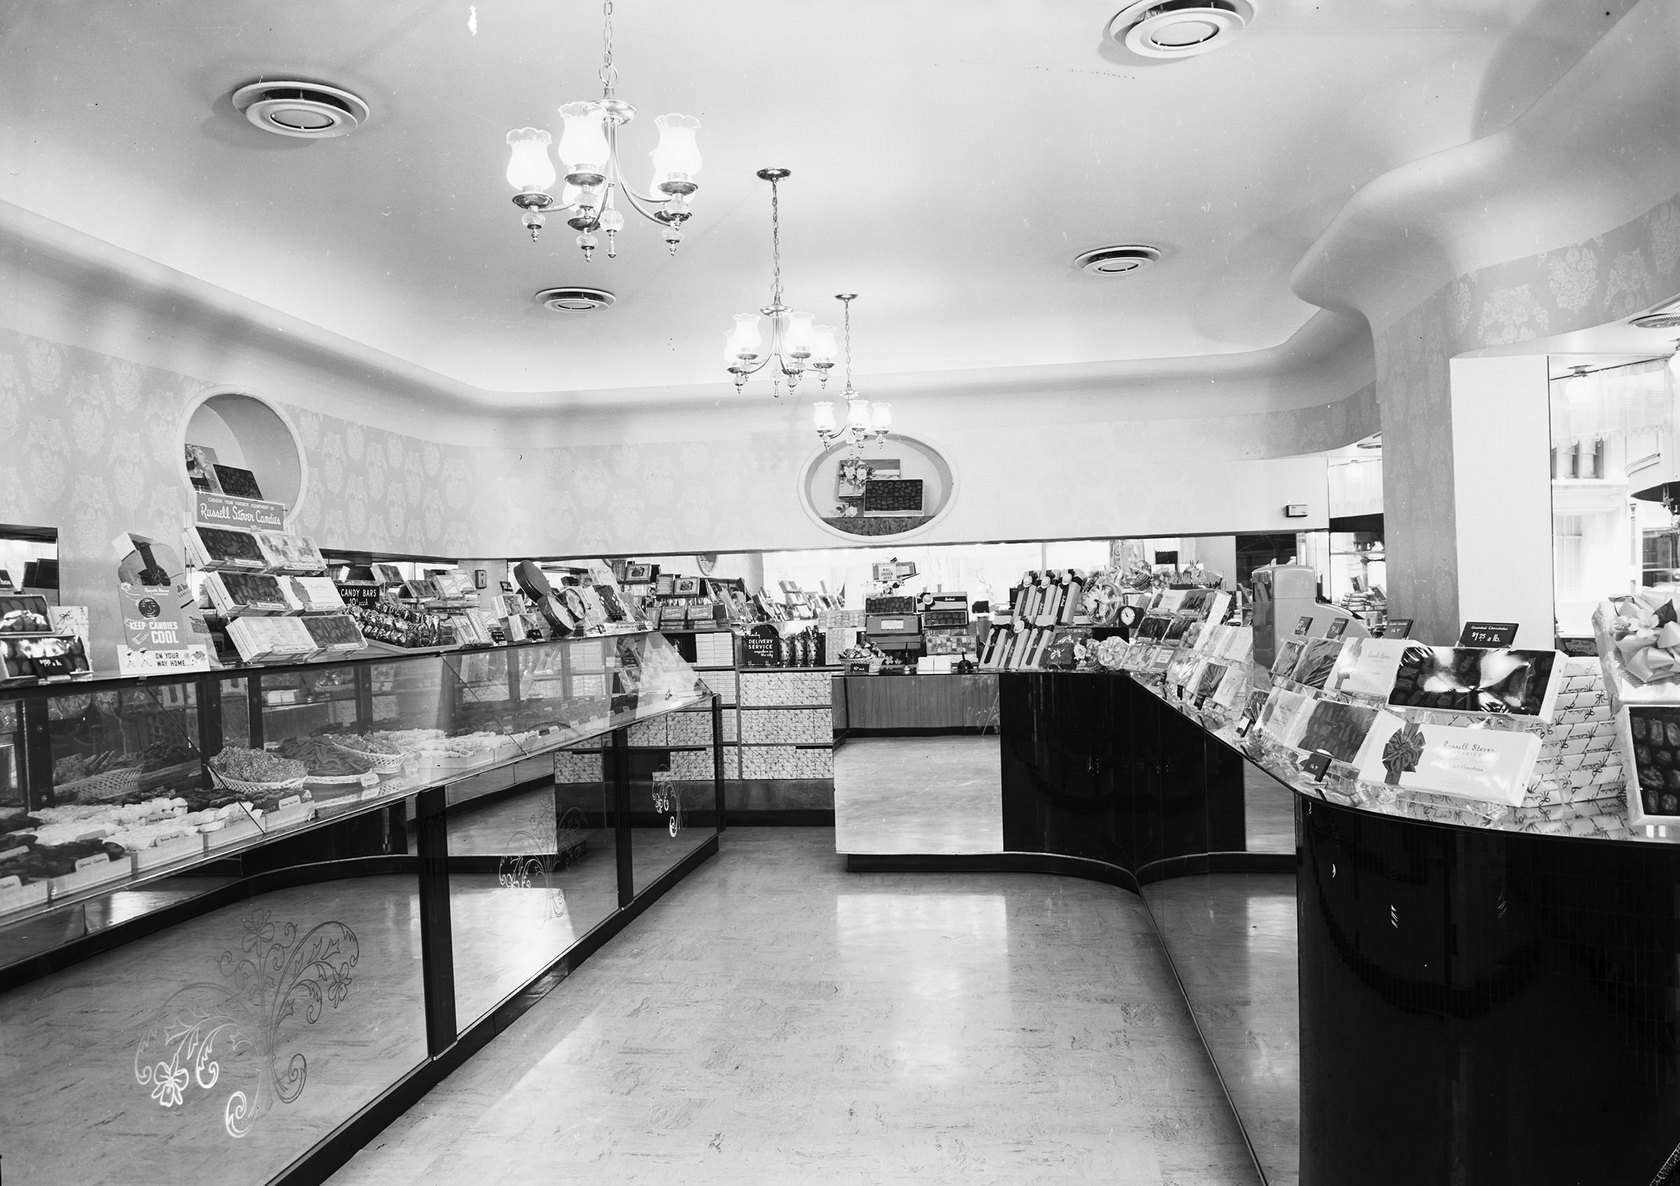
left=832, top=673, right=999, bottom=732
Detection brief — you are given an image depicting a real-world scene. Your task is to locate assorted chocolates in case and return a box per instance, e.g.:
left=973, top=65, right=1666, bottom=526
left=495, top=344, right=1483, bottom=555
left=1386, top=645, right=1560, bottom=721
left=301, top=614, right=366, bottom=654
left=286, top=576, right=346, bottom=613
left=0, top=595, right=54, bottom=635
left=1621, top=706, right=1680, bottom=821
left=254, top=531, right=326, bottom=575
left=204, top=571, right=294, bottom=616
left=0, top=635, right=91, bottom=682
left=226, top=615, right=316, bottom=663
left=188, top=526, right=268, bottom=570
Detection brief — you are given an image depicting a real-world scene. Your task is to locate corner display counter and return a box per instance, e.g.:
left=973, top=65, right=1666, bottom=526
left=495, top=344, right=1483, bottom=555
left=923, top=669, right=1680, bottom=1185
left=0, top=630, right=723, bottom=1185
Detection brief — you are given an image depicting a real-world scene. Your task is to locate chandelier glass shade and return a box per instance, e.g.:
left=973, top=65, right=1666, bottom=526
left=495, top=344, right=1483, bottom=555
left=812, top=294, right=890, bottom=454
left=725, top=169, right=837, bottom=397
left=504, top=1, right=700, bottom=261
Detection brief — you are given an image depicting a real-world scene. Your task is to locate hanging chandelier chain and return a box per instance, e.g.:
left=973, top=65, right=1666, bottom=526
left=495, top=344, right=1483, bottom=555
left=843, top=298, right=853, bottom=390
left=598, top=0, right=619, bottom=95
left=769, top=177, right=784, bottom=309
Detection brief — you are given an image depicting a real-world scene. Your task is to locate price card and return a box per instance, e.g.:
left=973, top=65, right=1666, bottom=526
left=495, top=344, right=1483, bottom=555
left=1301, top=751, right=1333, bottom=781
left=0, top=874, right=20, bottom=890
left=278, top=794, right=302, bottom=811
left=360, top=785, right=383, bottom=801
left=1380, top=618, right=1414, bottom=639
left=1458, top=621, right=1518, bottom=647
left=360, top=771, right=381, bottom=788
left=1294, top=615, right=1313, bottom=636
left=74, top=853, right=110, bottom=872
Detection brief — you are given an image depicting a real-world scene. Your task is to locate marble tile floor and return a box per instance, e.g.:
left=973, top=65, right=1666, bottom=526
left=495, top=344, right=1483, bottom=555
left=328, top=829, right=1265, bottom=1186
left=834, top=735, right=1004, bottom=855
left=1142, top=873, right=1300, bottom=1186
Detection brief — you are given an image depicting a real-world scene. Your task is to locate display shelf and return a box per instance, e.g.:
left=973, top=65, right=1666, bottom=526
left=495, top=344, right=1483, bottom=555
left=0, top=630, right=713, bottom=936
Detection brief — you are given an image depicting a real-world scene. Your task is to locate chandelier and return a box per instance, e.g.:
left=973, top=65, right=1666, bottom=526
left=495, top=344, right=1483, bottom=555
left=724, top=169, right=837, bottom=397
left=503, top=0, right=701, bottom=261
left=813, top=294, right=891, bottom=454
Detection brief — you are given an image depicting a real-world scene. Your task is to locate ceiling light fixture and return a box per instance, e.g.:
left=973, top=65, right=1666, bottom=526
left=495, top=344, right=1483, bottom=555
left=504, top=0, right=701, bottom=260
left=812, top=295, right=890, bottom=456
left=1107, top=0, right=1255, bottom=59
left=724, top=169, right=835, bottom=398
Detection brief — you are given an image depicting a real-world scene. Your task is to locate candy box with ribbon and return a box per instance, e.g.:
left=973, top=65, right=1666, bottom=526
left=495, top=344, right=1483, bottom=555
left=1592, top=596, right=1680, bottom=708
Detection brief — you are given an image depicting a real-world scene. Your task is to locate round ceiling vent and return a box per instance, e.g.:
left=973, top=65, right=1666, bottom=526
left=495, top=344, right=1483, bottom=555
left=1631, top=312, right=1680, bottom=331
left=1107, top=0, right=1256, bottom=59
left=231, top=80, right=371, bottom=138
left=534, top=287, right=616, bottom=312
left=1073, top=245, right=1162, bottom=275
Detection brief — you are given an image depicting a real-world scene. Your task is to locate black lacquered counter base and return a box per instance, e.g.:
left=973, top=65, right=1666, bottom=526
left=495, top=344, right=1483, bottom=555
left=1298, top=797, right=1680, bottom=1185
left=987, top=670, right=1680, bottom=1186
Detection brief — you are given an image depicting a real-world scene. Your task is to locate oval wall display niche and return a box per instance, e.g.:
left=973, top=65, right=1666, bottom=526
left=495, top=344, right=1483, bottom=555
left=179, top=391, right=307, bottom=519
left=798, top=434, right=957, bottom=541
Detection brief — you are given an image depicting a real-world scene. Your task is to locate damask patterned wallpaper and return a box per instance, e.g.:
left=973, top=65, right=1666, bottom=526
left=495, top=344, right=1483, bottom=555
left=0, top=325, right=497, bottom=661
left=1377, top=193, right=1680, bottom=642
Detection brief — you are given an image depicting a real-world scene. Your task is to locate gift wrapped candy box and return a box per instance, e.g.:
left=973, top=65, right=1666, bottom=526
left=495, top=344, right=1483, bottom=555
left=1593, top=595, right=1680, bottom=707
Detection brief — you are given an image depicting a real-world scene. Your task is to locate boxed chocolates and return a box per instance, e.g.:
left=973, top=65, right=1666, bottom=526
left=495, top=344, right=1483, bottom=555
left=300, top=613, right=366, bottom=654
left=254, top=531, right=327, bottom=575
left=204, top=571, right=294, bottom=616
left=286, top=576, right=347, bottom=613
left=188, top=526, right=268, bottom=571
left=225, top=615, right=317, bottom=664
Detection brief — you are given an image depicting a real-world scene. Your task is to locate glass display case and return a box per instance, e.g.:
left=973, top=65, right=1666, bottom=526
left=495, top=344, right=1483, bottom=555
left=0, top=631, right=723, bottom=1185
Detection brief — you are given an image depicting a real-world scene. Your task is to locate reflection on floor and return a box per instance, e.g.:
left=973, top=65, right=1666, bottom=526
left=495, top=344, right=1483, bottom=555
left=834, top=735, right=1003, bottom=855
left=1143, top=873, right=1300, bottom=1186
left=1242, top=766, right=1296, bottom=855
left=328, top=829, right=1263, bottom=1186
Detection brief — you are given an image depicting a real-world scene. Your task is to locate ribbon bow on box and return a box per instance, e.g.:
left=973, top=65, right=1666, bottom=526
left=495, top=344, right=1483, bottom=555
left=1602, top=593, right=1680, bottom=685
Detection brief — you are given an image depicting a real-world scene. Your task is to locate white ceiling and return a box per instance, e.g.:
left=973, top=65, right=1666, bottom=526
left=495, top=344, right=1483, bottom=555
left=0, top=0, right=1646, bottom=408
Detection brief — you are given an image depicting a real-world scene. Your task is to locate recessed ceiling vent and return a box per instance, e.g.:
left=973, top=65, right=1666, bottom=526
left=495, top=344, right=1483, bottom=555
left=232, top=80, right=371, bottom=138
left=535, top=286, right=616, bottom=312
left=1107, top=0, right=1256, bottom=59
left=1074, top=245, right=1162, bottom=275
